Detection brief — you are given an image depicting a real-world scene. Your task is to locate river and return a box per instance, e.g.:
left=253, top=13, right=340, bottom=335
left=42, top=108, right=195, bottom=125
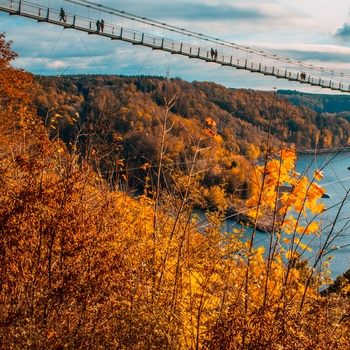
left=222, top=151, right=350, bottom=280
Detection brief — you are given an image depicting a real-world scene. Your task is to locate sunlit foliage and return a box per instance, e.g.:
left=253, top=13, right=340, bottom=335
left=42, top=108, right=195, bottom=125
left=1, top=34, right=350, bottom=349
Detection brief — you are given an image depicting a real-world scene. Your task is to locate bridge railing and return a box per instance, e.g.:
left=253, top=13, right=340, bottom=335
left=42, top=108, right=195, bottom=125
left=74, top=16, right=95, bottom=31
left=163, top=40, right=181, bottom=52
left=1, top=0, right=350, bottom=92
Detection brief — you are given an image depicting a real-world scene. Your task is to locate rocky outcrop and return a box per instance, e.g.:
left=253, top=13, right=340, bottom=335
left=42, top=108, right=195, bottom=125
left=226, top=202, right=276, bottom=233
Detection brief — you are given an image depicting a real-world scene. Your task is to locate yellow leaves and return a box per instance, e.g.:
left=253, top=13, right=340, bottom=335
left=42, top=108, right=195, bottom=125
left=139, top=194, right=154, bottom=205
left=246, top=144, right=261, bottom=160
left=307, top=182, right=326, bottom=203
left=305, top=221, right=320, bottom=235
left=341, top=280, right=350, bottom=295
left=285, top=250, right=299, bottom=259
left=113, top=133, right=123, bottom=141
left=246, top=195, right=260, bottom=208
left=246, top=207, right=263, bottom=219
left=203, top=185, right=228, bottom=210
left=282, top=214, right=320, bottom=237
left=314, top=169, right=324, bottom=181
left=140, top=162, right=150, bottom=170
left=245, top=148, right=325, bottom=302
left=280, top=148, right=296, bottom=170
left=204, top=117, right=217, bottom=137
left=205, top=117, right=216, bottom=127
left=280, top=148, right=296, bottom=162
left=311, top=202, right=325, bottom=215
left=255, top=245, right=265, bottom=257
left=250, top=289, right=262, bottom=303
left=298, top=242, right=313, bottom=253
left=2, top=41, right=343, bottom=345
left=282, top=237, right=291, bottom=244
left=249, top=150, right=326, bottom=226
left=203, top=128, right=215, bottom=136
left=284, top=237, right=312, bottom=261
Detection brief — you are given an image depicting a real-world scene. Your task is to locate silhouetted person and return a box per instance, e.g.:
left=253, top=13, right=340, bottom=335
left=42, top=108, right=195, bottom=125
left=101, top=19, right=105, bottom=32
left=210, top=48, right=215, bottom=59
left=59, top=7, right=66, bottom=22
left=96, top=19, right=101, bottom=32
left=214, top=49, right=218, bottom=60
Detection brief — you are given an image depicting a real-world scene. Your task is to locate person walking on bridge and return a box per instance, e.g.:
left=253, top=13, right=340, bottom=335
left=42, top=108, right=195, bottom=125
left=210, top=48, right=215, bottom=59
left=59, top=8, right=66, bottom=22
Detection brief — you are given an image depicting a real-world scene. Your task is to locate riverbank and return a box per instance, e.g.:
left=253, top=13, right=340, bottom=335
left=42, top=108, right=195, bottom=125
left=296, top=146, right=350, bottom=155
left=226, top=200, right=275, bottom=233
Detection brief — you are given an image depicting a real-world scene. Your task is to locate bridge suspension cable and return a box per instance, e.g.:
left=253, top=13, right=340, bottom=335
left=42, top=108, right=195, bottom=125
left=1, top=0, right=350, bottom=92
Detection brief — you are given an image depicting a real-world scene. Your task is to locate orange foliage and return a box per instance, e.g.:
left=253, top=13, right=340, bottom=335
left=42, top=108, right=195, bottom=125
left=0, top=35, right=349, bottom=350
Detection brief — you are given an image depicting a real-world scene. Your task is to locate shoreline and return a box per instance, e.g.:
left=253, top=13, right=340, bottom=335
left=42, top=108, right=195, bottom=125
left=226, top=202, right=274, bottom=233
left=296, top=146, right=350, bottom=155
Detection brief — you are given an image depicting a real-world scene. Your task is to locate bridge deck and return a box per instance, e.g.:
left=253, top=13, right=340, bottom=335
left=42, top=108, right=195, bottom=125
left=1, top=0, right=349, bottom=93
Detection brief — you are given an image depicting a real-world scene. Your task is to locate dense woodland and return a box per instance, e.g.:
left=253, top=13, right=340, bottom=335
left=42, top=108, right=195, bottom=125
left=31, top=74, right=350, bottom=204
left=279, top=89, right=350, bottom=116
left=34, top=74, right=350, bottom=152
left=1, top=32, right=350, bottom=349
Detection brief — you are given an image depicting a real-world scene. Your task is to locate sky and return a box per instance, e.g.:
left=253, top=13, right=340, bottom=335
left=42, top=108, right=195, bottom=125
left=2, top=0, right=350, bottom=93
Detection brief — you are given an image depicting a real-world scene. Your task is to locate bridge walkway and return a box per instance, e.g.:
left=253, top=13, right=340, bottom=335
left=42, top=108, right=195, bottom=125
left=1, top=0, right=349, bottom=93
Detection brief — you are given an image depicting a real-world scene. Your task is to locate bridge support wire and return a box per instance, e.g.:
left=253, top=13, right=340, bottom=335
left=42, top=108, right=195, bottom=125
left=1, top=0, right=350, bottom=92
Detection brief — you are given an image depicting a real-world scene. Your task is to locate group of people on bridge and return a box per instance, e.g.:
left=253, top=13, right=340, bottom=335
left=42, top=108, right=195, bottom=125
left=56, top=8, right=317, bottom=86
left=59, top=7, right=105, bottom=33
left=300, top=71, right=307, bottom=80
left=210, top=48, right=218, bottom=60
left=96, top=19, right=105, bottom=32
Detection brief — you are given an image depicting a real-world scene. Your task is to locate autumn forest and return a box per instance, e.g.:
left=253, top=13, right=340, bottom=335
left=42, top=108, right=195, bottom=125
left=1, top=32, right=350, bottom=349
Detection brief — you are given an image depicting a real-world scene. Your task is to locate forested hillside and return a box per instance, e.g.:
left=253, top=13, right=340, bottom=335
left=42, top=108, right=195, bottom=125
left=279, top=89, right=350, bottom=119
left=32, top=74, right=350, bottom=202
left=1, top=33, right=350, bottom=349
left=34, top=75, right=350, bottom=153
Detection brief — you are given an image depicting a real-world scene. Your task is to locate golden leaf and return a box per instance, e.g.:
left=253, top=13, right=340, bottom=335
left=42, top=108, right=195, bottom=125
left=206, top=117, right=217, bottom=127
left=140, top=163, right=150, bottom=170
left=314, top=169, right=324, bottom=181
left=204, top=128, right=215, bottom=136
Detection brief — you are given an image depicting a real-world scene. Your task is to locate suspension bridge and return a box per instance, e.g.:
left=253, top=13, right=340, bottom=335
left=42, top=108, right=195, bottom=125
left=1, top=0, right=350, bottom=92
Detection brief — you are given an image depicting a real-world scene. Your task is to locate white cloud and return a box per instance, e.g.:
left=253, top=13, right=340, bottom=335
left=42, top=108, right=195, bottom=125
left=2, top=0, right=350, bottom=93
